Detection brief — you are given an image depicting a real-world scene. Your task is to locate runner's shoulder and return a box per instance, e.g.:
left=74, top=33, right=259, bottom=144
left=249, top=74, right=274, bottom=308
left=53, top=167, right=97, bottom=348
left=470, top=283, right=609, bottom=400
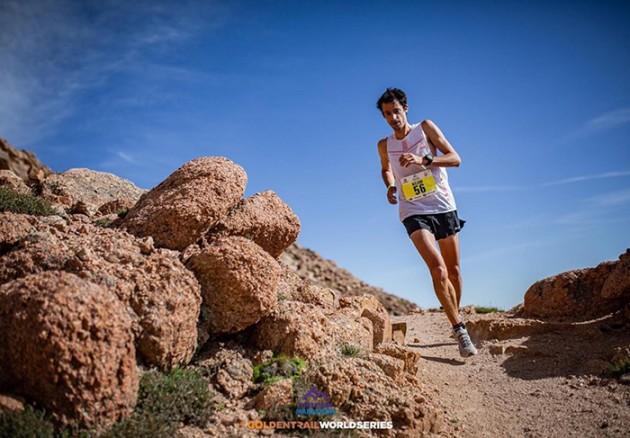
left=377, top=137, right=388, bottom=150
left=420, top=119, right=435, bottom=130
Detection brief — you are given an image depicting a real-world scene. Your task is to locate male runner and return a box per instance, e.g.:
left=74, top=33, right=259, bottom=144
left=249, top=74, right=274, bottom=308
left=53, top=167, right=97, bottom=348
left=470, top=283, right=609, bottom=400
left=376, top=87, right=477, bottom=357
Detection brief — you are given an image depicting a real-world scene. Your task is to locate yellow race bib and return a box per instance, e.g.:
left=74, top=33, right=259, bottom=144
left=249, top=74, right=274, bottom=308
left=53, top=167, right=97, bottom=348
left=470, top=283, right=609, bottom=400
left=401, top=169, right=437, bottom=201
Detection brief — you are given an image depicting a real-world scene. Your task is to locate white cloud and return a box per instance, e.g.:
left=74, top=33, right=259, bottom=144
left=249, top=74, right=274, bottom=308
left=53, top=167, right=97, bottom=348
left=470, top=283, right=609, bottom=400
left=564, top=107, right=630, bottom=142
left=585, top=108, right=630, bottom=132
left=541, top=170, right=630, bottom=187
left=116, top=151, right=135, bottom=164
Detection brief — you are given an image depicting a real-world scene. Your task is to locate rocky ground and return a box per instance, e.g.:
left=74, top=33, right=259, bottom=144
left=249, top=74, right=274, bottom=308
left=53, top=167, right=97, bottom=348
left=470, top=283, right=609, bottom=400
left=399, top=311, right=630, bottom=438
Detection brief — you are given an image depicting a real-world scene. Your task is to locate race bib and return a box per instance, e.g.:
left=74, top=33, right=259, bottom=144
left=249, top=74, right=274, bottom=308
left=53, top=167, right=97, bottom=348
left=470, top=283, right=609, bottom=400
left=401, top=169, right=437, bottom=201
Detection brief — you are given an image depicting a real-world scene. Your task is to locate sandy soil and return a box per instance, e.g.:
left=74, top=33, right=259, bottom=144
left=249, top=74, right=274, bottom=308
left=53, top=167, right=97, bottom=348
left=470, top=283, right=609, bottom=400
left=395, top=312, right=630, bottom=438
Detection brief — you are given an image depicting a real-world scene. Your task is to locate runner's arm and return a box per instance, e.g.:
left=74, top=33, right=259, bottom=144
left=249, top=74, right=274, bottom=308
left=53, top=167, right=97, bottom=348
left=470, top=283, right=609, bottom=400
left=421, top=119, right=461, bottom=167
left=378, top=139, right=397, bottom=205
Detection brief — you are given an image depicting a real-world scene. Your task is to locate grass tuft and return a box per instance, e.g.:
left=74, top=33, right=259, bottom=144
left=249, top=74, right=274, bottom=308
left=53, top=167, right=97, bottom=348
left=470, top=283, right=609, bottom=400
left=340, top=344, right=361, bottom=358
left=253, top=356, right=306, bottom=386
left=103, top=367, right=214, bottom=437
left=0, top=406, right=55, bottom=438
left=607, top=358, right=630, bottom=378
left=0, top=187, right=56, bottom=216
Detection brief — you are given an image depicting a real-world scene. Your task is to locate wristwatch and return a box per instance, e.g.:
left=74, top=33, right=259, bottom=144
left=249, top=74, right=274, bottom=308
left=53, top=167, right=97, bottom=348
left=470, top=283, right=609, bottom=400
left=423, top=153, right=434, bottom=166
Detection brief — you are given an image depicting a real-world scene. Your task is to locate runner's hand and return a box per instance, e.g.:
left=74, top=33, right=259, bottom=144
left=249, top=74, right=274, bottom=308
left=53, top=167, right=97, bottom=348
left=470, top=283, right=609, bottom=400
left=399, top=153, right=423, bottom=168
left=387, top=186, right=398, bottom=204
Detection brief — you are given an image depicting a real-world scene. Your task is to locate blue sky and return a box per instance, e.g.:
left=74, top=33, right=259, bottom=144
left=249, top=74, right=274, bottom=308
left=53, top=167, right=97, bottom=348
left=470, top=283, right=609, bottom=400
left=2, top=0, right=629, bottom=310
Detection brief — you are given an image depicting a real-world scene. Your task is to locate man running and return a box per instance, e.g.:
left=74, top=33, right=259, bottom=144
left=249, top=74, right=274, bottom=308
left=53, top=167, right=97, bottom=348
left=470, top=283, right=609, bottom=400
left=376, top=87, right=477, bottom=357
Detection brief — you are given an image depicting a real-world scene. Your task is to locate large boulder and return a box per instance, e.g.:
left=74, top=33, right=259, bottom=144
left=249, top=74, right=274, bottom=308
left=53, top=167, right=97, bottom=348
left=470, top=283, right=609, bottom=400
left=0, top=137, right=51, bottom=181
left=338, top=294, right=393, bottom=347
left=196, top=346, right=254, bottom=400
left=208, top=190, right=300, bottom=258
left=306, top=357, right=442, bottom=435
left=602, top=249, right=630, bottom=301
left=122, top=157, right=247, bottom=250
left=523, top=258, right=622, bottom=320
left=275, top=265, right=336, bottom=313
left=187, top=236, right=280, bottom=335
left=252, top=301, right=334, bottom=361
left=0, top=170, right=31, bottom=195
left=0, top=215, right=201, bottom=369
left=40, top=168, right=145, bottom=216
left=0, top=272, right=138, bottom=429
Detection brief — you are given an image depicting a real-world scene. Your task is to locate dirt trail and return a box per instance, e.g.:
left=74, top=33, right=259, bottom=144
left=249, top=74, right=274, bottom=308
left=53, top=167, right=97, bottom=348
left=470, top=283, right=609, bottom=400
left=395, top=312, right=630, bottom=438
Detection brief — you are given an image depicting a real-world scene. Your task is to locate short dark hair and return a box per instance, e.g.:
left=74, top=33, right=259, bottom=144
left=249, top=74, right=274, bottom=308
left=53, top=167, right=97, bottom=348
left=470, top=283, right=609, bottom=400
left=376, top=88, right=407, bottom=112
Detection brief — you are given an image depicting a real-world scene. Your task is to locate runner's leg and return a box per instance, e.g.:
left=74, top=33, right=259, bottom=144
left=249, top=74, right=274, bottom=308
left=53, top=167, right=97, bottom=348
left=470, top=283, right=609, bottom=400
left=438, top=233, right=462, bottom=308
left=409, top=229, right=460, bottom=325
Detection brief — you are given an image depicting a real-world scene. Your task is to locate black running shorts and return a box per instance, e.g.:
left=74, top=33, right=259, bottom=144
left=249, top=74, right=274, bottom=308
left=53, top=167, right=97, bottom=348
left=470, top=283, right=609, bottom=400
left=402, top=210, right=465, bottom=240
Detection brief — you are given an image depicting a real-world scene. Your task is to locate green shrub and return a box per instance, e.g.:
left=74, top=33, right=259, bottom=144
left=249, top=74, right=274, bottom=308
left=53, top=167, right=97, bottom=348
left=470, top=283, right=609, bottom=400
left=0, top=406, right=55, bottom=438
left=607, top=358, right=630, bottom=377
left=253, top=356, right=306, bottom=386
left=474, top=306, right=504, bottom=314
left=0, top=187, right=56, bottom=216
left=102, top=367, right=214, bottom=438
left=94, top=218, right=114, bottom=228
left=340, top=344, right=361, bottom=358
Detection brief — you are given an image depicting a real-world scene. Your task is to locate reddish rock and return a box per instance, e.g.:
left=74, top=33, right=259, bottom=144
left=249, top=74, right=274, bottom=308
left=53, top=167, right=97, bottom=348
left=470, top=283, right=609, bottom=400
left=328, top=312, right=374, bottom=354
left=197, top=346, right=253, bottom=400
left=0, top=272, right=138, bottom=428
left=367, top=353, right=405, bottom=381
left=122, top=157, right=247, bottom=250
left=392, top=321, right=407, bottom=346
left=339, top=294, right=392, bottom=346
left=275, top=266, right=336, bottom=313
left=41, top=168, right=144, bottom=216
left=466, top=314, right=565, bottom=342
left=0, top=170, right=30, bottom=194
left=208, top=190, right=300, bottom=258
left=602, top=249, right=630, bottom=302
left=306, top=357, right=442, bottom=435
left=0, top=138, right=51, bottom=182
left=0, top=212, right=34, bottom=251
left=0, top=394, right=25, bottom=413
left=249, top=379, right=293, bottom=412
left=523, top=261, right=618, bottom=320
left=0, top=216, right=201, bottom=369
left=373, top=343, right=421, bottom=375
left=253, top=301, right=334, bottom=360
left=187, top=236, right=280, bottom=335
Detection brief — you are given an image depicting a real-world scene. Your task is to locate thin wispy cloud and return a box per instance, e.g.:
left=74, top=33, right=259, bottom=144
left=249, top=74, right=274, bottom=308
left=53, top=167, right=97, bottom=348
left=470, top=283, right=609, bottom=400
left=116, top=151, right=135, bottom=164
left=541, top=170, right=630, bottom=187
left=454, top=185, right=523, bottom=193
left=587, top=188, right=630, bottom=207
left=0, top=0, right=226, bottom=147
left=563, top=107, right=630, bottom=142
left=459, top=170, right=630, bottom=193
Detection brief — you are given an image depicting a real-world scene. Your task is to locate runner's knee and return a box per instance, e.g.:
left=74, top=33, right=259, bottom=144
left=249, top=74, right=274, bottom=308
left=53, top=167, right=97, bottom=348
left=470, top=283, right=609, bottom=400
left=447, top=264, right=461, bottom=279
left=429, top=265, right=449, bottom=284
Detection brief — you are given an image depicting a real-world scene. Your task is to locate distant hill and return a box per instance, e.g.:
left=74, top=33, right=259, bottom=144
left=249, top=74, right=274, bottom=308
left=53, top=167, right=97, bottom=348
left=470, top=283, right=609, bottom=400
left=280, top=243, right=420, bottom=316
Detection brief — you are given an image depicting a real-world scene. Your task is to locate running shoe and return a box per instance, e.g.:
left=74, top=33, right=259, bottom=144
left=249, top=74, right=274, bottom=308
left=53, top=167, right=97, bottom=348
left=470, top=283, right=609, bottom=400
left=454, top=326, right=478, bottom=357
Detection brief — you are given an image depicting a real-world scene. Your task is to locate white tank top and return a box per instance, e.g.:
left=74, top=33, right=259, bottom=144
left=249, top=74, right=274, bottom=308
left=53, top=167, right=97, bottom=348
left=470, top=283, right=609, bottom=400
left=387, top=123, right=457, bottom=220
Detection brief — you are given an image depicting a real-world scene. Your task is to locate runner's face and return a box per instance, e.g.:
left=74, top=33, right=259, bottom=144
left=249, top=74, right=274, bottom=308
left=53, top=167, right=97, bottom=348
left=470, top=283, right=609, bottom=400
left=381, top=101, right=408, bottom=131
